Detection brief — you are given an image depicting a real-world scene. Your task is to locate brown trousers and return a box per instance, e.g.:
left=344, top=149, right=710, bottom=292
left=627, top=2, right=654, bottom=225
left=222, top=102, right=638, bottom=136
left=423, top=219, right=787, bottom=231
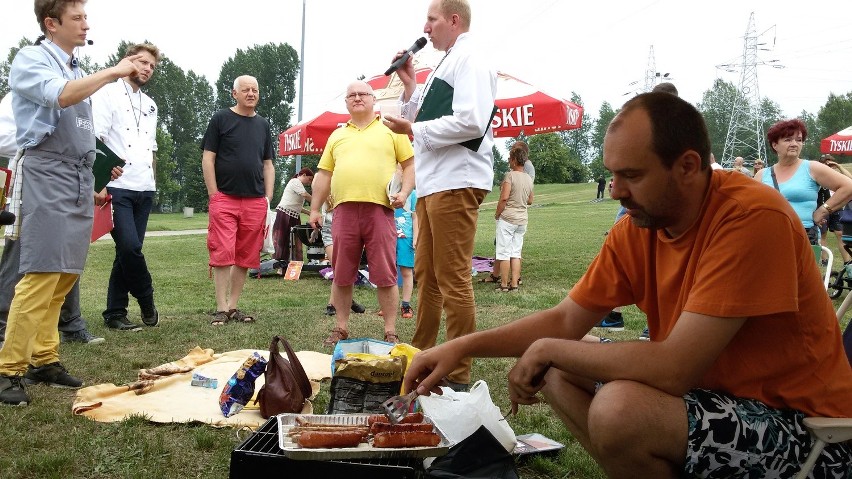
left=411, top=188, right=488, bottom=384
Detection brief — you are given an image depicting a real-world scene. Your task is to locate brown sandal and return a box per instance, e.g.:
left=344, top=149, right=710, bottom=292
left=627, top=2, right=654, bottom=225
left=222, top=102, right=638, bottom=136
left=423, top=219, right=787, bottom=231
left=211, top=311, right=230, bottom=326
left=479, top=274, right=500, bottom=284
left=228, top=309, right=256, bottom=323
left=383, top=331, right=400, bottom=344
left=323, top=327, right=349, bottom=347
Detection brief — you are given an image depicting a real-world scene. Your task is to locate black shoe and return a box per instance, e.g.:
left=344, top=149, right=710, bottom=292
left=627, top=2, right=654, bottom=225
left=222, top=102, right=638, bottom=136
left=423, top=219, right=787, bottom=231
left=350, top=300, right=366, bottom=314
left=324, top=304, right=336, bottom=316
left=594, top=311, right=625, bottom=331
left=141, top=307, right=159, bottom=327
left=105, top=316, right=142, bottom=331
left=0, top=374, right=29, bottom=406
left=24, top=362, right=83, bottom=389
left=61, top=329, right=105, bottom=344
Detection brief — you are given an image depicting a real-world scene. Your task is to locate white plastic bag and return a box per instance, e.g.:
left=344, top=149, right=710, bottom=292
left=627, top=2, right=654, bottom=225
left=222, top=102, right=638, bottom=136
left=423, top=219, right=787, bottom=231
left=261, top=209, right=276, bottom=254
left=418, top=380, right=516, bottom=453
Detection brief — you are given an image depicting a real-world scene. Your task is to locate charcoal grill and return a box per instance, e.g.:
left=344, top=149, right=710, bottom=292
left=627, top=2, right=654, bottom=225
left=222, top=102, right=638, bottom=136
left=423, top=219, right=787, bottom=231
left=230, top=416, right=426, bottom=478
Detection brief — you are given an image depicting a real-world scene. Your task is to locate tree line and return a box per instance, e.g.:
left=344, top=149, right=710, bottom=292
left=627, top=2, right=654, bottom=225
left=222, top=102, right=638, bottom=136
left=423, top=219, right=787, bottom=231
left=1, top=38, right=850, bottom=209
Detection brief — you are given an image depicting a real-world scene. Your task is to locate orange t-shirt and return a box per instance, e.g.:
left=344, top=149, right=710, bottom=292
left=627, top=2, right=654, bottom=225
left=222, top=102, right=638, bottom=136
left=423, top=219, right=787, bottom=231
left=570, top=170, right=852, bottom=417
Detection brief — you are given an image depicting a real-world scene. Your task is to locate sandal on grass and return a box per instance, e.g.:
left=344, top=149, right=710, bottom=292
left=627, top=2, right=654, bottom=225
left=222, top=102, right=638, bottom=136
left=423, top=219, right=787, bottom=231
left=383, top=331, right=400, bottom=344
left=495, top=285, right=509, bottom=292
left=323, top=327, right=349, bottom=347
left=228, top=309, right=256, bottom=323
left=479, top=274, right=500, bottom=284
left=211, top=310, right=230, bottom=326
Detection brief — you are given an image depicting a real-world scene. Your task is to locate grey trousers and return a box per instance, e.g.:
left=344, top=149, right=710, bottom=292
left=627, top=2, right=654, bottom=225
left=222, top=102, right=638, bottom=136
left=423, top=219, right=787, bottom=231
left=0, top=237, right=87, bottom=340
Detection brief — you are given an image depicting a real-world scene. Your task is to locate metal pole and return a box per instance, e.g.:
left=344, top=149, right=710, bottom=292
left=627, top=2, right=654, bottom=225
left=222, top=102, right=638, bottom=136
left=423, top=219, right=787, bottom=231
left=294, top=0, right=306, bottom=173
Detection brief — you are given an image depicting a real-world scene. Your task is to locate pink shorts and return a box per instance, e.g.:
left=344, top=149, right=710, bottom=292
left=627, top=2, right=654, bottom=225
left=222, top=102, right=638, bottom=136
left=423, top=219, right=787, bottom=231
left=331, top=202, right=397, bottom=287
left=207, top=192, right=267, bottom=269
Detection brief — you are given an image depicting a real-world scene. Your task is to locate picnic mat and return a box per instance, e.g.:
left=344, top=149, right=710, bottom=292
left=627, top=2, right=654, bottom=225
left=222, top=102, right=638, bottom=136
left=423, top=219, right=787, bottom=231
left=72, top=347, right=332, bottom=428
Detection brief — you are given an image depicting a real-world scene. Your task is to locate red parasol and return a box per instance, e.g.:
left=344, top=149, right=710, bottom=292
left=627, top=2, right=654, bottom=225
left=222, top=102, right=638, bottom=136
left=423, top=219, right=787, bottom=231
left=279, top=68, right=583, bottom=156
left=820, top=126, right=852, bottom=155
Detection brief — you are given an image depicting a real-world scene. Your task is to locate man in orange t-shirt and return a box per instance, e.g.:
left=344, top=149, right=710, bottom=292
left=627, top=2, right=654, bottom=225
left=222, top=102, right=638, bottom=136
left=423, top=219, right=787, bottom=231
left=403, top=92, right=852, bottom=477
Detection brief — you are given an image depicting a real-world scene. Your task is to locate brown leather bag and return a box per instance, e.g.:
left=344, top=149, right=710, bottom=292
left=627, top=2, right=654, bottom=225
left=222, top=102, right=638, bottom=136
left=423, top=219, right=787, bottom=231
left=257, top=335, right=312, bottom=419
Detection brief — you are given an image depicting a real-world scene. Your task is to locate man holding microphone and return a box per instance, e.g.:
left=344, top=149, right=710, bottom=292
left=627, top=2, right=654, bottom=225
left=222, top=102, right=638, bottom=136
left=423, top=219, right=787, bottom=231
left=383, top=0, right=497, bottom=391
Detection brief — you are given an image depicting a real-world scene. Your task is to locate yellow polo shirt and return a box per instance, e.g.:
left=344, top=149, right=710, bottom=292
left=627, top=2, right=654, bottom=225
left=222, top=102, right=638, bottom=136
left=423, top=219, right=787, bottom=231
left=318, top=117, right=414, bottom=207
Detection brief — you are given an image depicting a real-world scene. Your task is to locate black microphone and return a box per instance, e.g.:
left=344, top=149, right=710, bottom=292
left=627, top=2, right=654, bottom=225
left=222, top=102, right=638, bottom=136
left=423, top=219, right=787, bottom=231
left=0, top=211, right=16, bottom=226
left=384, top=37, right=427, bottom=76
left=86, top=40, right=93, bottom=45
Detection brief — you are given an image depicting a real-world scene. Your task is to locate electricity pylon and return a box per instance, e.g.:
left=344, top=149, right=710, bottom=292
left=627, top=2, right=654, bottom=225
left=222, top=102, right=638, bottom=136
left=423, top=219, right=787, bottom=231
left=719, top=12, right=778, bottom=168
left=623, top=46, right=672, bottom=97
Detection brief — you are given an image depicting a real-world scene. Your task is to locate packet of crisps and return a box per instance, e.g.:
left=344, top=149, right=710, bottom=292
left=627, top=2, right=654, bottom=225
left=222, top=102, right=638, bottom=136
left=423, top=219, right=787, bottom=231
left=219, top=352, right=267, bottom=417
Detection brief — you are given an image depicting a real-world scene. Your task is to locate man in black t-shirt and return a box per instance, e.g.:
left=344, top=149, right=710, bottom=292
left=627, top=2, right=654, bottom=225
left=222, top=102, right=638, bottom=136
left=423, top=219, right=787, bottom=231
left=200, top=75, right=274, bottom=326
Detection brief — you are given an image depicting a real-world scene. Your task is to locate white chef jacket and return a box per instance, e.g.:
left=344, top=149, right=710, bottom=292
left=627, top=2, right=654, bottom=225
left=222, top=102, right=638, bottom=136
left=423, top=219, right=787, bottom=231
left=92, top=78, right=158, bottom=191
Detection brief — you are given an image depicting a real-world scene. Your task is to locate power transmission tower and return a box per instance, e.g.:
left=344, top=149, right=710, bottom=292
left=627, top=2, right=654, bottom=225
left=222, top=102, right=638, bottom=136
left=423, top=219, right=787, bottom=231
left=719, top=12, right=780, bottom=168
left=640, top=46, right=672, bottom=93
left=643, top=46, right=657, bottom=93
left=622, top=46, right=672, bottom=97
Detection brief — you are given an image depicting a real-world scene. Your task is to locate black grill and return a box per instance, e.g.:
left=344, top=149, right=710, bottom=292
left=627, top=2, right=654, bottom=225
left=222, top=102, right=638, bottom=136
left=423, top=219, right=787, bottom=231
left=230, top=417, right=426, bottom=478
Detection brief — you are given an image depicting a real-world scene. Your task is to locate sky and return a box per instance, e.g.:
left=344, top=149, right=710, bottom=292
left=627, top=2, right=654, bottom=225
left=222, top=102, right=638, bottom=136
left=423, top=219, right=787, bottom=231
left=1, top=0, right=851, bottom=136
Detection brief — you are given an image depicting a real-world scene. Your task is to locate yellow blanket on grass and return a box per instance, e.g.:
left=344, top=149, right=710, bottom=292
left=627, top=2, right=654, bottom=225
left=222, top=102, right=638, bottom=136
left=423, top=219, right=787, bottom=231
left=72, top=347, right=332, bottom=428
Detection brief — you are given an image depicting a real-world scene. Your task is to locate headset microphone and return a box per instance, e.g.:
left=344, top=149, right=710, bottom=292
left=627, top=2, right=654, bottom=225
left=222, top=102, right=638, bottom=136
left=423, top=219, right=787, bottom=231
left=86, top=39, right=94, bottom=45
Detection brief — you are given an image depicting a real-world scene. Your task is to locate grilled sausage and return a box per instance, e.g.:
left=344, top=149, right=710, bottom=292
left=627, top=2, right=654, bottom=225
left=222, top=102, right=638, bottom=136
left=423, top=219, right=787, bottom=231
left=372, top=431, right=441, bottom=448
left=367, top=412, right=425, bottom=426
left=369, top=422, right=435, bottom=435
left=297, top=430, right=366, bottom=448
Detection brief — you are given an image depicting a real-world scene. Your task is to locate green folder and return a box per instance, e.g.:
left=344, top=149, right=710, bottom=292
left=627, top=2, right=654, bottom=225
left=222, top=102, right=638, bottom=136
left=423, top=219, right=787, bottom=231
left=93, top=139, right=125, bottom=192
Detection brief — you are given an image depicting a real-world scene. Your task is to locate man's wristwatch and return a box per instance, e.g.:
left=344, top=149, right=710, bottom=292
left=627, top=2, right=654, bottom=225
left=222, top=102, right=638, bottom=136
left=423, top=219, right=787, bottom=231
left=822, top=203, right=834, bottom=213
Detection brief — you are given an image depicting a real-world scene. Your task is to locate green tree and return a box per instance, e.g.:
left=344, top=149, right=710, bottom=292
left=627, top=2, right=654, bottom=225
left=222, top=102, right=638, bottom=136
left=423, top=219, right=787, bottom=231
left=588, top=101, right=618, bottom=179
left=558, top=92, right=591, bottom=168
left=817, top=92, right=852, bottom=161
left=492, top=146, right=507, bottom=185
left=758, top=98, right=783, bottom=164
left=0, top=37, right=34, bottom=98
left=153, top=128, right=177, bottom=210
left=142, top=55, right=214, bottom=209
left=697, top=79, right=743, bottom=160
left=800, top=110, right=820, bottom=161
left=181, top=143, right=208, bottom=210
left=528, top=133, right=584, bottom=184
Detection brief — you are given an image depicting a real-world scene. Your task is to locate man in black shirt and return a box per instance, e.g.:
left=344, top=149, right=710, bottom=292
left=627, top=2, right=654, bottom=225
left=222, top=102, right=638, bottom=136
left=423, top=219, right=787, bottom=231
left=200, top=75, right=274, bottom=325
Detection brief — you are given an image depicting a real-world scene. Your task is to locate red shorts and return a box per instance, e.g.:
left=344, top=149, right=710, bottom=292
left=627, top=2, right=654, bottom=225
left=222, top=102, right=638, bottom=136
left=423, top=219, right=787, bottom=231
left=331, top=202, right=397, bottom=287
left=207, top=192, right=267, bottom=269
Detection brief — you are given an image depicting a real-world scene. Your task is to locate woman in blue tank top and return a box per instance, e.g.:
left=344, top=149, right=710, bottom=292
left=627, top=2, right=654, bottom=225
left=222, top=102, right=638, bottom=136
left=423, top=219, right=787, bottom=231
left=754, top=119, right=852, bottom=245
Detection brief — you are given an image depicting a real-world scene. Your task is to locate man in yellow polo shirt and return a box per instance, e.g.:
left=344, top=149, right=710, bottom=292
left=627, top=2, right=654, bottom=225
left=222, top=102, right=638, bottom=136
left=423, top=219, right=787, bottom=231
left=310, top=80, right=415, bottom=347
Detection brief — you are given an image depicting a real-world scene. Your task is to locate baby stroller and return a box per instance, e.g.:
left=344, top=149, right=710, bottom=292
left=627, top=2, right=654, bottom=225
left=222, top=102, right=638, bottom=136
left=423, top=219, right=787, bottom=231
left=827, top=209, right=852, bottom=299
left=289, top=224, right=328, bottom=272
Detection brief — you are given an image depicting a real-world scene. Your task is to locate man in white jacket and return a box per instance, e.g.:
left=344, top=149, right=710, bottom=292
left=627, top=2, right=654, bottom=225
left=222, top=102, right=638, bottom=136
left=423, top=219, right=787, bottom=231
left=91, top=43, right=161, bottom=331
left=383, top=0, right=497, bottom=391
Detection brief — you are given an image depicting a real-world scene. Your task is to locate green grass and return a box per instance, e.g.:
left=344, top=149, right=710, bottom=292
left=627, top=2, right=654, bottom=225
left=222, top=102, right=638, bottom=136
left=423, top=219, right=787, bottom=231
left=0, top=183, right=848, bottom=478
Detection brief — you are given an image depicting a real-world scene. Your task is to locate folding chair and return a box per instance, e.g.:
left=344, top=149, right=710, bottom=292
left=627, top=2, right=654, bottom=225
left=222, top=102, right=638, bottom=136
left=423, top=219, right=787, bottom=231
left=815, top=245, right=833, bottom=289
left=793, top=245, right=852, bottom=478
left=794, top=417, right=852, bottom=479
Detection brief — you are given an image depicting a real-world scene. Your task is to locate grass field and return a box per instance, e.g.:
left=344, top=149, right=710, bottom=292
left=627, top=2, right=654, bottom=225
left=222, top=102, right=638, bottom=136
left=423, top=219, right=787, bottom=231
left=0, top=182, right=848, bottom=478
